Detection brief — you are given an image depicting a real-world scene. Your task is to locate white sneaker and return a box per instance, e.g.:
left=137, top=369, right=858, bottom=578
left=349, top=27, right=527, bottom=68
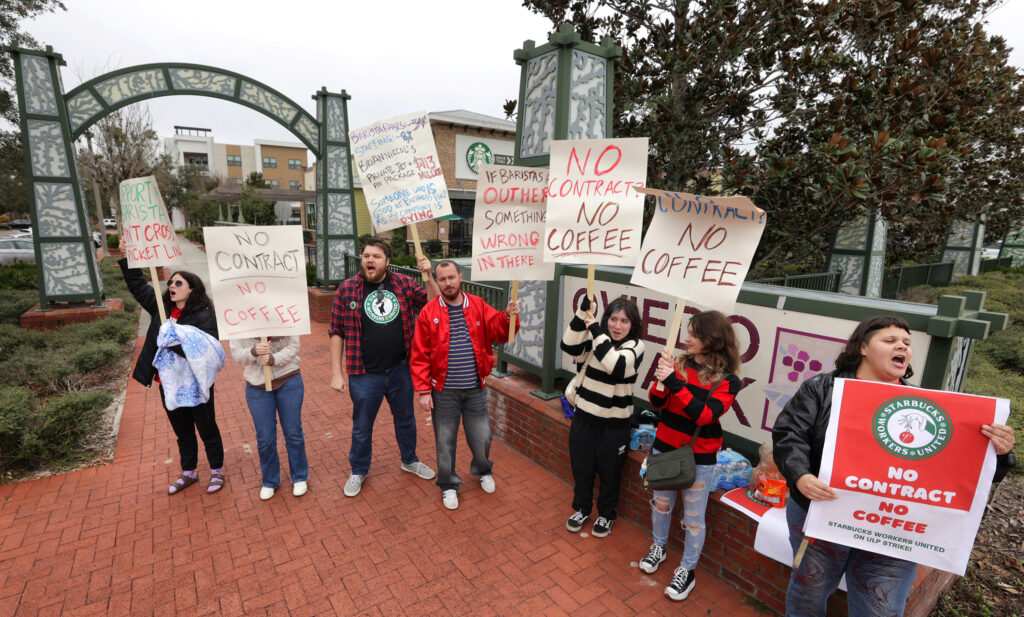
left=480, top=474, right=496, bottom=494
left=442, top=489, right=459, bottom=510
left=401, top=461, right=436, bottom=480
left=343, top=474, right=364, bottom=497
left=259, top=486, right=275, bottom=501
left=292, top=481, right=308, bottom=497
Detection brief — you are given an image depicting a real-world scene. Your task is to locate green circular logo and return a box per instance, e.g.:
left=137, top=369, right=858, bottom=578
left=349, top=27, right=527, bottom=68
left=363, top=289, right=400, bottom=325
left=466, top=142, right=493, bottom=173
left=872, top=397, right=952, bottom=460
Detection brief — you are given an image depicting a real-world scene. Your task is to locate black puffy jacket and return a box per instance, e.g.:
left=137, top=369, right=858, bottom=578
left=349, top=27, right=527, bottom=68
left=773, top=370, right=1010, bottom=510
left=119, top=259, right=218, bottom=387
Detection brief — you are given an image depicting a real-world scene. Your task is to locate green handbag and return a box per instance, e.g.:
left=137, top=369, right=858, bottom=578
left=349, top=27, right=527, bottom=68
left=643, top=425, right=701, bottom=491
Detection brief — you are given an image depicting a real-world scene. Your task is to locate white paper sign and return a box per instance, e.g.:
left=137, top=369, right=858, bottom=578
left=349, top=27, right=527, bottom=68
left=203, top=225, right=311, bottom=340
left=119, top=176, right=183, bottom=268
left=350, top=111, right=453, bottom=233
left=543, top=138, right=648, bottom=266
left=471, top=164, right=554, bottom=281
left=630, top=189, right=766, bottom=312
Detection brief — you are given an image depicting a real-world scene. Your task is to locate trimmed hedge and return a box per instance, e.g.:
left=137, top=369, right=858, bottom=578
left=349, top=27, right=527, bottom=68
left=0, top=387, right=112, bottom=472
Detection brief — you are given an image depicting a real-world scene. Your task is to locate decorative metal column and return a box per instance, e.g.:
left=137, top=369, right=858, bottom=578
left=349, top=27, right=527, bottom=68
left=827, top=210, right=886, bottom=297
left=941, top=217, right=985, bottom=276
left=1000, top=226, right=1024, bottom=267
left=11, top=46, right=102, bottom=306
left=313, top=88, right=358, bottom=284
left=503, top=24, right=621, bottom=398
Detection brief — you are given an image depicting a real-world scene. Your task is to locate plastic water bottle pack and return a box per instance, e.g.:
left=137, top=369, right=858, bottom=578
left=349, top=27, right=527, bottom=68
left=712, top=448, right=753, bottom=490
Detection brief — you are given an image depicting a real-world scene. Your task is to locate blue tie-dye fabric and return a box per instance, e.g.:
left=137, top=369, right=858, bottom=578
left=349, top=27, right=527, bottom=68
left=153, top=321, right=225, bottom=410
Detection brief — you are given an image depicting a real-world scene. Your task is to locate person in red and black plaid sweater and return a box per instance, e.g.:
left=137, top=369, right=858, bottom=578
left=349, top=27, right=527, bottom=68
left=328, top=238, right=440, bottom=498
left=638, top=310, right=742, bottom=604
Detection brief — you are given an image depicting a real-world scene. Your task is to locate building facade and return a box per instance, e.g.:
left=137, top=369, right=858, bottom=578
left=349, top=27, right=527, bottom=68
left=163, top=127, right=309, bottom=191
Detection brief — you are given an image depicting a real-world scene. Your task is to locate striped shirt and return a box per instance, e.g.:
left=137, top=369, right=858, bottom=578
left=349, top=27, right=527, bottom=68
left=445, top=302, right=479, bottom=389
left=560, top=308, right=645, bottom=419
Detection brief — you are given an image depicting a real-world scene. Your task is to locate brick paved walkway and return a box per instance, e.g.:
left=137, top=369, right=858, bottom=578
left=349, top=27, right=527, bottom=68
left=0, top=322, right=764, bottom=617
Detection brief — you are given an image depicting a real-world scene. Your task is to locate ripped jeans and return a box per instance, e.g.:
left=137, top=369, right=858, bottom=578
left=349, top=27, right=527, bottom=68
left=650, top=463, right=717, bottom=570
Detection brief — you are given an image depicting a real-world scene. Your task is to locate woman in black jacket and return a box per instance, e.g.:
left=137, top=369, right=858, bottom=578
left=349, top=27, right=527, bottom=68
left=772, top=316, right=1014, bottom=617
left=119, top=259, right=226, bottom=495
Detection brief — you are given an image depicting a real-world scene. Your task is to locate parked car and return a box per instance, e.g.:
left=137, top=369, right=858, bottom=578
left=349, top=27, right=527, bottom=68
left=11, top=228, right=32, bottom=239
left=103, top=218, right=117, bottom=229
left=8, top=219, right=31, bottom=229
left=0, top=238, right=35, bottom=264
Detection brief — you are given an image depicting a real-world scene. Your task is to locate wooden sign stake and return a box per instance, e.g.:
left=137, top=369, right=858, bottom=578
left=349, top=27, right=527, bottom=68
left=654, top=299, right=687, bottom=390
left=586, top=264, right=596, bottom=297
left=149, top=266, right=167, bottom=324
left=260, top=336, right=273, bottom=392
left=408, top=223, right=429, bottom=283
left=508, top=280, right=519, bottom=345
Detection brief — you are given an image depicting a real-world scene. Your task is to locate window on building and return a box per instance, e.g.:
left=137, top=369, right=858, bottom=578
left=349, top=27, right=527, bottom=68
left=269, top=179, right=280, bottom=188
left=289, top=180, right=301, bottom=191
left=226, top=154, right=242, bottom=166
left=183, top=152, right=208, bottom=171
left=288, top=159, right=302, bottom=170
left=263, top=156, right=277, bottom=168
left=305, top=202, right=316, bottom=230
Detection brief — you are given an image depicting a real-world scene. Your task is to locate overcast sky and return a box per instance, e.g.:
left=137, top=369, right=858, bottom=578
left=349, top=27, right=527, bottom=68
left=22, top=0, right=1024, bottom=152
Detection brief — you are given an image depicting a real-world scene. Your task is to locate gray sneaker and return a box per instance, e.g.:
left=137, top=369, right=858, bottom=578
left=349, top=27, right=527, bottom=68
left=400, top=461, right=436, bottom=480
left=343, top=474, right=365, bottom=497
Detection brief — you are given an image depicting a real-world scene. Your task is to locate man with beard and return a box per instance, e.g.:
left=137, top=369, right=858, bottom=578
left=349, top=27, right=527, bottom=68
left=410, top=260, right=519, bottom=509
left=329, top=238, right=439, bottom=497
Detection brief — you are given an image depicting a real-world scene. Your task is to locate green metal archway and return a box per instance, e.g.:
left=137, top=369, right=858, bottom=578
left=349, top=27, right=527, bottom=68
left=10, top=47, right=356, bottom=307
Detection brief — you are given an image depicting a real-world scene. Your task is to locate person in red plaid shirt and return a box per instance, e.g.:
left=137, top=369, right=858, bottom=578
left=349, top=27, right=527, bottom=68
left=329, top=238, right=439, bottom=497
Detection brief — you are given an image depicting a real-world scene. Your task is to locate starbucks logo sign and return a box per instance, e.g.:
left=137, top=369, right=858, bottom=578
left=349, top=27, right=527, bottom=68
left=873, top=397, right=952, bottom=460
left=466, top=142, right=493, bottom=173
left=364, top=289, right=400, bottom=325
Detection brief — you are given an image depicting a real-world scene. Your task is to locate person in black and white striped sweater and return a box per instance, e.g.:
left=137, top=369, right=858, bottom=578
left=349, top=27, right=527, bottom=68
left=560, top=294, right=645, bottom=538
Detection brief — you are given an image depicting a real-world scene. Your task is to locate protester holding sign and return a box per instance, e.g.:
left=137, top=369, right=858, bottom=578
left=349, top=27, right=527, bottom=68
left=638, top=311, right=743, bottom=603
left=409, top=261, right=519, bottom=510
left=561, top=295, right=645, bottom=538
left=119, top=261, right=226, bottom=495
left=328, top=238, right=439, bottom=497
left=772, top=316, right=1015, bottom=617
left=229, top=337, right=308, bottom=501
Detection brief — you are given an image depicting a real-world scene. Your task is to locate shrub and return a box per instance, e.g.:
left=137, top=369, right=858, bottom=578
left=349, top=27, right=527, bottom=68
left=19, top=391, right=112, bottom=468
left=181, top=227, right=205, bottom=245
left=424, top=239, right=443, bottom=257
left=69, top=342, right=122, bottom=373
left=0, top=386, right=32, bottom=468
left=0, top=263, right=39, bottom=290
left=0, top=290, right=37, bottom=325
left=106, top=234, right=119, bottom=249
left=306, top=262, right=317, bottom=287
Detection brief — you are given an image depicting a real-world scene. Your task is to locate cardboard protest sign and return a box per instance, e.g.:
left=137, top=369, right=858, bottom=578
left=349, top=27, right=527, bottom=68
left=119, top=176, right=183, bottom=268
left=630, top=189, right=766, bottom=312
left=471, top=164, right=554, bottom=281
left=203, top=226, right=311, bottom=340
left=806, top=379, right=1010, bottom=575
left=350, top=111, right=453, bottom=233
left=543, top=138, right=648, bottom=266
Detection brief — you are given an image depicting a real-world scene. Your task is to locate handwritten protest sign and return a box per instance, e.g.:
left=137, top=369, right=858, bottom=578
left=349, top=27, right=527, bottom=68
left=471, top=164, right=554, bottom=282
left=350, top=111, right=453, bottom=233
left=203, top=225, right=311, bottom=341
left=543, top=138, right=648, bottom=267
left=119, top=176, right=182, bottom=268
left=630, top=189, right=767, bottom=313
left=806, top=379, right=1009, bottom=575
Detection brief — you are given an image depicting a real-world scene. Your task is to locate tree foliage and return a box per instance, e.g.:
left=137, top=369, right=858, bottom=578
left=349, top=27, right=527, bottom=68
left=521, top=0, right=1024, bottom=273
left=0, top=0, right=66, bottom=124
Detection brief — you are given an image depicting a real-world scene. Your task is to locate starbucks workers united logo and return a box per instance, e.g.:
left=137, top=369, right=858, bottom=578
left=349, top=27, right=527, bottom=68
left=873, top=397, right=952, bottom=460
left=364, top=289, right=400, bottom=325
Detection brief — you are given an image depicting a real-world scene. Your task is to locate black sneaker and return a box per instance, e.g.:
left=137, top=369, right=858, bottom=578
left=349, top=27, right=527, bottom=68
left=565, top=511, right=588, bottom=533
left=639, top=544, right=667, bottom=574
left=591, top=516, right=614, bottom=537
left=665, top=566, right=696, bottom=601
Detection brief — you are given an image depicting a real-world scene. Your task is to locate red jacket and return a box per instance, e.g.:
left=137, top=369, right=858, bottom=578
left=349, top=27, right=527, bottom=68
left=411, top=293, right=517, bottom=393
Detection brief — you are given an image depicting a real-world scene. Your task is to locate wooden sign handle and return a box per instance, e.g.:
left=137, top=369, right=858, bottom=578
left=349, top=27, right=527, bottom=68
left=793, top=538, right=810, bottom=568
left=586, top=264, right=596, bottom=297
left=655, top=300, right=687, bottom=391
left=149, top=266, right=167, bottom=324
left=407, top=223, right=429, bottom=283
left=508, top=280, right=519, bottom=345
left=260, top=336, right=273, bottom=392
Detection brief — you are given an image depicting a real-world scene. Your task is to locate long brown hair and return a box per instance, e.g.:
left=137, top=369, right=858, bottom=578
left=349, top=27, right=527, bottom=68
left=677, top=310, right=740, bottom=384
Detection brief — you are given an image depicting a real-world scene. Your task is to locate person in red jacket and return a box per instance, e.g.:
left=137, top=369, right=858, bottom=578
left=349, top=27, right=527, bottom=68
left=638, top=310, right=742, bottom=604
left=410, top=261, right=519, bottom=510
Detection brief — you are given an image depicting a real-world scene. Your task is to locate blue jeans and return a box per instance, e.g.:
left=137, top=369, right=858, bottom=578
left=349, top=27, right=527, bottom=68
left=245, top=374, right=308, bottom=489
left=650, top=463, right=717, bottom=570
left=347, top=362, right=419, bottom=476
left=785, top=499, right=917, bottom=617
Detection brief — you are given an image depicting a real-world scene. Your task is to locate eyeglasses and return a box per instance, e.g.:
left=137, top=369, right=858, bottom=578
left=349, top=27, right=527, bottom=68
left=170, top=280, right=187, bottom=288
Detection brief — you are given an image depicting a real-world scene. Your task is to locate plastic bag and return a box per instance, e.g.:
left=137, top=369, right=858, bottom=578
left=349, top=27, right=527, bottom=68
left=713, top=448, right=752, bottom=490
left=630, top=425, right=656, bottom=451
left=748, top=442, right=789, bottom=508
